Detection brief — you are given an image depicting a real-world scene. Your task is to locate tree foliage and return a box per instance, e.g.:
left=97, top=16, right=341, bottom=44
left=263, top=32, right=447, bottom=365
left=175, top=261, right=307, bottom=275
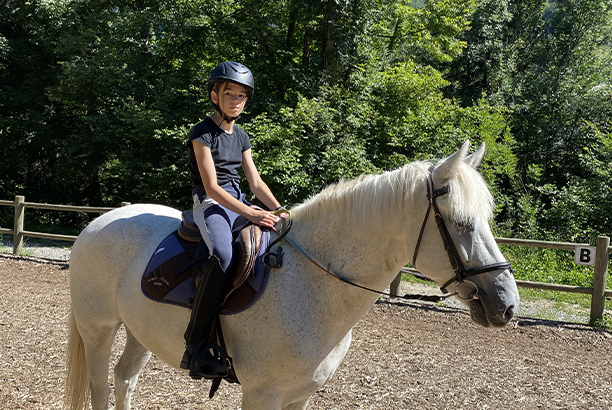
left=450, top=0, right=612, bottom=241
left=1, top=0, right=611, bottom=243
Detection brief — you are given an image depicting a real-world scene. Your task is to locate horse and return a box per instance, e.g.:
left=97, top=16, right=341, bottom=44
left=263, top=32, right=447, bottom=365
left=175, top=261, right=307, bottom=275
left=65, top=141, right=519, bottom=410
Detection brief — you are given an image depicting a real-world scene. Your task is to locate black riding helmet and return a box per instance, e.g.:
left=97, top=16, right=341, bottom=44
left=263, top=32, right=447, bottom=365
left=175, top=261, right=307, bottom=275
left=207, top=61, right=254, bottom=122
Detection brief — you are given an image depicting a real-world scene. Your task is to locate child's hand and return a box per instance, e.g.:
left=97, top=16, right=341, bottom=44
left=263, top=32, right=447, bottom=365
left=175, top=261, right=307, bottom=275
left=247, top=206, right=277, bottom=229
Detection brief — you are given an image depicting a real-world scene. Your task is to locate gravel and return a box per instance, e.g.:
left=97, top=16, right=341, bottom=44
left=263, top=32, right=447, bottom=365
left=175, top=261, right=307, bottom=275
left=0, top=238, right=72, bottom=261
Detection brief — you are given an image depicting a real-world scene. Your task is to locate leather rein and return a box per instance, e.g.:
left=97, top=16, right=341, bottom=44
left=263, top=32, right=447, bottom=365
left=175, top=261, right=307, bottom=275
left=266, top=171, right=512, bottom=302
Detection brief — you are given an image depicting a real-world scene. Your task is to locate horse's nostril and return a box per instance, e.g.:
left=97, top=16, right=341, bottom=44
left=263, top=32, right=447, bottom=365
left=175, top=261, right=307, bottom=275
left=504, top=304, right=517, bottom=320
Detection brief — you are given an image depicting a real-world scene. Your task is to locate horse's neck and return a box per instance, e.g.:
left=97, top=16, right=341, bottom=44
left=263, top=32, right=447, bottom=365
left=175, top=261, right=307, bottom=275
left=290, top=212, right=411, bottom=294
left=289, top=166, right=428, bottom=283
left=279, top=214, right=407, bottom=345
left=283, top=169, right=428, bottom=337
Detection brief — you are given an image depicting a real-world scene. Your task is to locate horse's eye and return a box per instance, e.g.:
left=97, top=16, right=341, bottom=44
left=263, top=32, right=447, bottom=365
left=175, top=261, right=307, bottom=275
left=456, top=220, right=472, bottom=230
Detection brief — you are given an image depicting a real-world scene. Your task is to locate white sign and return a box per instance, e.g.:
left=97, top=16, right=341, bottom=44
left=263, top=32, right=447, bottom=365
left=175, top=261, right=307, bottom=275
left=574, top=246, right=596, bottom=266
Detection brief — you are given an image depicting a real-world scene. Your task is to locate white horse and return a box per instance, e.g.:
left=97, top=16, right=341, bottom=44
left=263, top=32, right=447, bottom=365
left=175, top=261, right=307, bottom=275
left=66, top=141, right=519, bottom=410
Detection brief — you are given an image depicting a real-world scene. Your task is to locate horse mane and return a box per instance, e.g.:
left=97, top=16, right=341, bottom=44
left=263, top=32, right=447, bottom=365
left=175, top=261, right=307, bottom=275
left=290, top=159, right=493, bottom=228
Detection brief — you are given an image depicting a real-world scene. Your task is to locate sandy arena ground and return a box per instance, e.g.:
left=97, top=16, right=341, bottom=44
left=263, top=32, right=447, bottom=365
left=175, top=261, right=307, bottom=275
left=1, top=254, right=612, bottom=409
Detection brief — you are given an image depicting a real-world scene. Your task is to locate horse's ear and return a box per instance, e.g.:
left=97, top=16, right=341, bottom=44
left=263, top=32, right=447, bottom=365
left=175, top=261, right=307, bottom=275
left=432, top=140, right=470, bottom=182
left=465, top=142, right=485, bottom=169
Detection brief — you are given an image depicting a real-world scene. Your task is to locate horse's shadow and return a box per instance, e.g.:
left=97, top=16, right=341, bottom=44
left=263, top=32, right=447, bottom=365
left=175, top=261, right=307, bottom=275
left=375, top=297, right=612, bottom=335
left=0, top=253, right=69, bottom=269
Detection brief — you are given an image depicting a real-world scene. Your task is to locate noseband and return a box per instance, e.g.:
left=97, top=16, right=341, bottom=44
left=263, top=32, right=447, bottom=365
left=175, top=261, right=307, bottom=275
left=412, top=173, right=512, bottom=295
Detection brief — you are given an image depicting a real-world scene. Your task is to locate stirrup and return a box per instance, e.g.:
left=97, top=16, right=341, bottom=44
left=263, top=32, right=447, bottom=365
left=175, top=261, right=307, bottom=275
left=189, top=341, right=230, bottom=380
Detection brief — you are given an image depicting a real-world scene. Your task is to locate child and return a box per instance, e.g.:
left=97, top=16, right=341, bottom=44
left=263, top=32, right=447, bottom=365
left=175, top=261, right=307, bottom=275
left=181, top=61, right=285, bottom=379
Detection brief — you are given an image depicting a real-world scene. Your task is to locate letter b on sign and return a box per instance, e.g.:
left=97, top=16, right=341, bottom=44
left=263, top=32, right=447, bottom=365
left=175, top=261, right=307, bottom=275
left=574, top=246, right=596, bottom=266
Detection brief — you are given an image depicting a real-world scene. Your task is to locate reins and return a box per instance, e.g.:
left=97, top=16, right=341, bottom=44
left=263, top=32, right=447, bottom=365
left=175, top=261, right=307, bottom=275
left=283, top=236, right=448, bottom=303
left=264, top=211, right=445, bottom=301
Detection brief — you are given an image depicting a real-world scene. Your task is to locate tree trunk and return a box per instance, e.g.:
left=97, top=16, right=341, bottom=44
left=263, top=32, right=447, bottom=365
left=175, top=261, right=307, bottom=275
left=322, top=5, right=337, bottom=83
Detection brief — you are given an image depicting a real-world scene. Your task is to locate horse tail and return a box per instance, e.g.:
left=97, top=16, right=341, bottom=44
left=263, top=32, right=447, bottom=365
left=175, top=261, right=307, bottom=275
left=65, top=309, right=90, bottom=410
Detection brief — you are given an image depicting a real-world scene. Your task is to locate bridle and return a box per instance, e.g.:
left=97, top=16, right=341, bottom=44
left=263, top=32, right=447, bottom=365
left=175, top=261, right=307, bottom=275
left=265, top=170, right=512, bottom=302
left=411, top=173, right=512, bottom=297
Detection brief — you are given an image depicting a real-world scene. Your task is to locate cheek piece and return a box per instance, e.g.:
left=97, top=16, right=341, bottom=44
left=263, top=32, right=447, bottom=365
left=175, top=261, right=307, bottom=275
left=411, top=173, right=513, bottom=299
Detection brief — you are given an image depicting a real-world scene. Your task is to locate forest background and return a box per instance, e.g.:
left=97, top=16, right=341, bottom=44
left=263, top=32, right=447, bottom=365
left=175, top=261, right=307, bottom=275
left=1, top=0, right=611, bottom=245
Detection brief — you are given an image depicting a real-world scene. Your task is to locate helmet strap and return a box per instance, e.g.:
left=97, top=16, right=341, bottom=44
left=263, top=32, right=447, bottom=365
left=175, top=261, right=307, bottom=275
left=211, top=107, right=238, bottom=129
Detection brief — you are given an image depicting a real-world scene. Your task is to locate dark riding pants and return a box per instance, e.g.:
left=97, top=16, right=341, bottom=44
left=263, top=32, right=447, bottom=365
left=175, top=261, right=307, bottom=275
left=192, top=181, right=250, bottom=271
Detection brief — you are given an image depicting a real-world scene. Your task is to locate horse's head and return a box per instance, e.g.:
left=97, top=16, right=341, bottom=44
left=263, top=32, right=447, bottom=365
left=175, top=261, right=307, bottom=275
left=412, top=141, right=519, bottom=327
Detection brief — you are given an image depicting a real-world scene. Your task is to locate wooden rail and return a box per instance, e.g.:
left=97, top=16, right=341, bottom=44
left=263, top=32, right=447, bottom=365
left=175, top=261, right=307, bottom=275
left=397, top=268, right=612, bottom=297
left=514, top=279, right=612, bottom=297
left=1, top=195, right=610, bottom=322
left=0, top=195, right=129, bottom=255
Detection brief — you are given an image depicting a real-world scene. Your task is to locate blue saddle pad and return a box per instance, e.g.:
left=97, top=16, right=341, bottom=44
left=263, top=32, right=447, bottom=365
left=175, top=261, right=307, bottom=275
left=141, top=231, right=198, bottom=309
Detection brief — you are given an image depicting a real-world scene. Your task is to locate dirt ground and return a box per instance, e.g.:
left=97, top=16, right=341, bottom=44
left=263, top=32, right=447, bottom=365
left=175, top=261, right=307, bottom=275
left=1, top=254, right=612, bottom=410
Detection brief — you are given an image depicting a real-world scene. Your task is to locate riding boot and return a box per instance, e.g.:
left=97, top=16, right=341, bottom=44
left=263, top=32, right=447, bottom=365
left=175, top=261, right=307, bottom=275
left=180, top=255, right=230, bottom=379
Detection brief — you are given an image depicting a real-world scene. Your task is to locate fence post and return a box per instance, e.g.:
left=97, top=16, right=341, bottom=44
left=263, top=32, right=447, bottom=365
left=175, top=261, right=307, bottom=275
left=13, top=195, right=25, bottom=256
left=590, top=235, right=610, bottom=323
left=390, top=272, right=402, bottom=296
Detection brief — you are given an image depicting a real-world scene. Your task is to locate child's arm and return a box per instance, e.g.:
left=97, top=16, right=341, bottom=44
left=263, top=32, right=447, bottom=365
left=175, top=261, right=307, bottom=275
left=242, top=149, right=282, bottom=211
left=193, top=141, right=277, bottom=228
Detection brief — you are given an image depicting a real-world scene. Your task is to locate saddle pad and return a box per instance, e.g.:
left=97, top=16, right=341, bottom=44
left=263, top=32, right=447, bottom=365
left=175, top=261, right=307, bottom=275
left=141, top=230, right=271, bottom=315
left=141, top=231, right=199, bottom=308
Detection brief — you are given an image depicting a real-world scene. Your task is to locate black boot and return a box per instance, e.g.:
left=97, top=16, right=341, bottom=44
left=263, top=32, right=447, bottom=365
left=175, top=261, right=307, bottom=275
left=181, top=255, right=230, bottom=379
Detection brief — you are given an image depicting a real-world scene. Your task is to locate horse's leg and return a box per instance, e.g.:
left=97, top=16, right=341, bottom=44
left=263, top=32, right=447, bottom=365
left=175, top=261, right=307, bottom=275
left=241, top=388, right=283, bottom=410
left=113, top=327, right=152, bottom=410
left=282, top=399, right=311, bottom=410
left=241, top=391, right=311, bottom=410
left=80, top=322, right=121, bottom=410
left=237, top=329, right=353, bottom=410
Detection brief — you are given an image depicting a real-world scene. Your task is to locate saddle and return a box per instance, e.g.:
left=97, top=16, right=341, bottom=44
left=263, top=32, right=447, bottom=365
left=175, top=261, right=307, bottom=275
left=178, top=210, right=265, bottom=312
left=141, top=211, right=270, bottom=314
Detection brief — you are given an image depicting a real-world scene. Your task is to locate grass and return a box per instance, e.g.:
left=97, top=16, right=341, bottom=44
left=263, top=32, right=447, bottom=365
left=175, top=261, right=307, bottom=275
left=0, top=243, right=35, bottom=257
left=592, top=314, right=612, bottom=329
left=500, top=245, right=597, bottom=288
left=502, top=245, right=612, bottom=328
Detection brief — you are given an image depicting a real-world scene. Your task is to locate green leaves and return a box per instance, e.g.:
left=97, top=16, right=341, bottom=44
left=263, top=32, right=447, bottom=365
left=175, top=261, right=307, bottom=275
left=245, top=60, right=514, bottom=208
left=3, top=0, right=609, bottom=245
left=447, top=0, right=612, bottom=243
left=375, top=0, right=476, bottom=65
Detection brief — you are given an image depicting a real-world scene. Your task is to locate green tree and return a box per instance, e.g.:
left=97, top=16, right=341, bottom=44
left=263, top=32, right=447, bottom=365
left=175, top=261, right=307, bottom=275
left=247, top=62, right=515, bottom=206
left=0, top=0, right=67, bottom=225
left=1, top=0, right=518, bottom=234
left=450, top=0, right=612, bottom=240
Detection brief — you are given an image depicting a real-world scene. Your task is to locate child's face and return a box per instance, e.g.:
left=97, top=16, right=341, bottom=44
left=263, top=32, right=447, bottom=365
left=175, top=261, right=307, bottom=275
left=212, top=82, right=248, bottom=118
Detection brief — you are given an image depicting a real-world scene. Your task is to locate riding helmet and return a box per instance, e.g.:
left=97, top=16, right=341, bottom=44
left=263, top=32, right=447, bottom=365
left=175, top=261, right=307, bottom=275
left=207, top=61, right=255, bottom=103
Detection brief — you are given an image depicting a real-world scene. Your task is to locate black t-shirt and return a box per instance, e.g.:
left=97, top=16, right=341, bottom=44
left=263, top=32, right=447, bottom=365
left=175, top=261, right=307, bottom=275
left=187, top=118, right=252, bottom=199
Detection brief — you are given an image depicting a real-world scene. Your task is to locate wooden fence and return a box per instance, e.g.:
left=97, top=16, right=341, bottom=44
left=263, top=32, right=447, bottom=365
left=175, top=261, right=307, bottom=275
left=1, top=195, right=610, bottom=322
left=0, top=195, right=129, bottom=255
